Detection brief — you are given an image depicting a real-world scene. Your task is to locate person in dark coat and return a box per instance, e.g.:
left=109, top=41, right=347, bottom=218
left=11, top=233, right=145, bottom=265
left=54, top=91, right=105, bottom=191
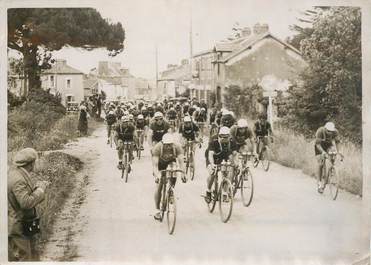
left=78, top=105, right=88, bottom=135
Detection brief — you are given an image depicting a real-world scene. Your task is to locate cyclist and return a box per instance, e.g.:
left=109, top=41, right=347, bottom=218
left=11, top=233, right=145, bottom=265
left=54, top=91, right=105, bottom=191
left=147, top=104, right=155, bottom=118
left=315, top=121, right=340, bottom=193
left=221, top=110, right=236, bottom=128
left=204, top=126, right=238, bottom=203
left=230, top=119, right=256, bottom=153
left=114, top=116, right=137, bottom=170
left=183, top=102, right=190, bottom=116
left=179, top=116, right=200, bottom=154
left=189, top=104, right=197, bottom=116
left=135, top=114, right=146, bottom=150
left=166, top=107, right=178, bottom=128
left=115, top=105, right=124, bottom=121
left=253, top=113, right=273, bottom=160
left=152, top=133, right=186, bottom=220
left=149, top=112, right=170, bottom=147
left=105, top=110, right=117, bottom=144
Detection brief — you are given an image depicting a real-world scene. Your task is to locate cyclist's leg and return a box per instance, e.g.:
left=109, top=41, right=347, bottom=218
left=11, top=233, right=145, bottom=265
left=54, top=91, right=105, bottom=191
left=316, top=154, right=324, bottom=186
left=155, top=160, right=167, bottom=210
left=117, top=139, right=124, bottom=166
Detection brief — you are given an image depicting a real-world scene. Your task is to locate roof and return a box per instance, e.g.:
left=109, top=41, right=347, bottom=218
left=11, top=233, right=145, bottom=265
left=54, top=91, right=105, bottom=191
left=193, top=49, right=214, bottom=58
left=221, top=32, right=302, bottom=63
left=43, top=63, right=84, bottom=75
left=214, top=36, right=249, bottom=52
left=83, top=76, right=98, bottom=89
left=159, top=64, right=191, bottom=81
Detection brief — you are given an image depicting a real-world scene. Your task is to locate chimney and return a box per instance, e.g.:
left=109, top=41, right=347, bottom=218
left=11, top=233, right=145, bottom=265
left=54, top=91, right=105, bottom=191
left=241, top=27, right=251, bottom=37
left=253, top=23, right=269, bottom=35
left=181, top=59, right=189, bottom=65
left=55, top=59, right=66, bottom=71
left=167, top=64, right=177, bottom=69
left=98, top=61, right=108, bottom=76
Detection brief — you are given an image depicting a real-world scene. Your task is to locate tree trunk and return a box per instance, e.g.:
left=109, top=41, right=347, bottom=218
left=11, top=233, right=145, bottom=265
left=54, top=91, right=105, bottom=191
left=23, top=47, right=41, bottom=96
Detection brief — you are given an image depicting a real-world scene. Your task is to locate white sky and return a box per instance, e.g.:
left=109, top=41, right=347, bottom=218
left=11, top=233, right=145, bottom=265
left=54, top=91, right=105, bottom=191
left=11, top=0, right=311, bottom=79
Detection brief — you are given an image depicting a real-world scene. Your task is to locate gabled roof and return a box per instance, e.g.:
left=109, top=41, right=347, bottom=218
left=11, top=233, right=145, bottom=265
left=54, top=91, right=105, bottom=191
left=193, top=49, right=214, bottom=58
left=43, top=63, right=83, bottom=75
left=214, top=36, right=249, bottom=52
left=221, top=32, right=302, bottom=63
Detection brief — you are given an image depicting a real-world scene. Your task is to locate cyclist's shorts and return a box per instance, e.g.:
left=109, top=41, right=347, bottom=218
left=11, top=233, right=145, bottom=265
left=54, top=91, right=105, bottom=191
left=158, top=158, right=176, bottom=171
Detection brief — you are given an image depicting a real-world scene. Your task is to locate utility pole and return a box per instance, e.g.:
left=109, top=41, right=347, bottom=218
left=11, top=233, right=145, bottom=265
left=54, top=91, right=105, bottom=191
left=189, top=6, right=193, bottom=100
left=155, top=44, right=159, bottom=99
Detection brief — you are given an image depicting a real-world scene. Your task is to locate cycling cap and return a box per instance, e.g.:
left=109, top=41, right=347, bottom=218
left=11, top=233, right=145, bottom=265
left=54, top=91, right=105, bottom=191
left=142, top=107, right=147, bottom=111
left=121, top=116, right=129, bottom=122
left=219, top=126, right=230, bottom=136
left=184, top=116, right=192, bottom=122
left=137, top=114, right=144, bottom=119
left=154, top=112, right=163, bottom=118
left=128, top=114, right=134, bottom=119
left=162, top=133, right=174, bottom=144
left=13, top=148, right=38, bottom=167
left=108, top=111, right=114, bottom=115
left=237, top=119, right=248, bottom=128
left=325, top=122, right=335, bottom=132
left=201, top=108, right=205, bottom=111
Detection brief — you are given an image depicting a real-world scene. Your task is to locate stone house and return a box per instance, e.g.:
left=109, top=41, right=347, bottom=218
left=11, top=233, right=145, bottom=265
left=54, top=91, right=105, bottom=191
left=41, top=59, right=84, bottom=106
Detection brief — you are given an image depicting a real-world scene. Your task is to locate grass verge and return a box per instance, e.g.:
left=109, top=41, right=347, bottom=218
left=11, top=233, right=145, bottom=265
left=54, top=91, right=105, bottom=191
left=270, top=126, right=362, bottom=196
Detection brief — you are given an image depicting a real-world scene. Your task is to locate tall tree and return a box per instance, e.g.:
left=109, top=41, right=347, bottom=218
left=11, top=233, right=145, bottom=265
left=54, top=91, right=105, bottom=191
left=286, top=7, right=362, bottom=144
left=8, top=8, right=125, bottom=95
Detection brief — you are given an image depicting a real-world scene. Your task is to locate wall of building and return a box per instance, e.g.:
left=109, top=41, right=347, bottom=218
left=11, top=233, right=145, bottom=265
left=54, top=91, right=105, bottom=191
left=41, top=74, right=84, bottom=106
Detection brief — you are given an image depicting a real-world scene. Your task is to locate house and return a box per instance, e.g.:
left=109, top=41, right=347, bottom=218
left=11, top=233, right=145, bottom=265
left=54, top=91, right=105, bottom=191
left=191, top=49, right=215, bottom=104
left=83, top=74, right=100, bottom=100
left=89, top=61, right=137, bottom=102
left=213, top=24, right=306, bottom=106
left=41, top=59, right=84, bottom=106
left=190, top=23, right=306, bottom=112
left=7, top=58, right=27, bottom=97
left=158, top=59, right=191, bottom=100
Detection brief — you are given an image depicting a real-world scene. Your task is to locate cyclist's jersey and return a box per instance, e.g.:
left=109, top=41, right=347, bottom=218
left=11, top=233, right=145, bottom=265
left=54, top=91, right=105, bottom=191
left=115, top=109, right=124, bottom=120
left=155, top=105, right=164, bottom=114
left=254, top=121, right=272, bottom=137
left=136, top=119, right=146, bottom=130
left=179, top=122, right=199, bottom=140
left=209, top=110, right=217, bottom=125
left=152, top=142, right=183, bottom=162
left=189, top=106, right=196, bottom=116
left=209, top=123, right=219, bottom=142
left=167, top=109, right=177, bottom=120
left=208, top=139, right=238, bottom=165
left=106, top=113, right=117, bottom=126
left=175, top=105, right=182, bottom=113
left=147, top=107, right=155, bottom=118
left=314, top=126, right=340, bottom=155
left=116, top=123, right=136, bottom=141
left=141, top=109, right=149, bottom=118
left=200, top=102, right=208, bottom=113
left=150, top=121, right=170, bottom=142
left=183, top=105, right=190, bottom=115
left=230, top=125, right=254, bottom=145
left=196, top=110, right=207, bottom=122
left=221, top=114, right=235, bottom=128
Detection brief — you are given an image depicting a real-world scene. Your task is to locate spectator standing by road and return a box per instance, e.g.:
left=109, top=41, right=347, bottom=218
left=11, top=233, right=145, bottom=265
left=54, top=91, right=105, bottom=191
left=78, top=105, right=89, bottom=136
left=8, top=148, right=49, bottom=261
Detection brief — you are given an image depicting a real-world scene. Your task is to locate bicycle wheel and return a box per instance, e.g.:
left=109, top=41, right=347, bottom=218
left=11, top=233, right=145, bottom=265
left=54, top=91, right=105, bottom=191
left=166, top=188, right=177, bottom=235
left=190, top=152, right=195, bottom=181
left=124, top=154, right=129, bottom=183
left=208, top=177, right=218, bottom=213
left=328, top=167, right=339, bottom=200
left=261, top=148, right=270, bottom=171
left=218, top=178, right=233, bottom=223
left=137, top=147, right=141, bottom=160
left=241, top=169, right=254, bottom=207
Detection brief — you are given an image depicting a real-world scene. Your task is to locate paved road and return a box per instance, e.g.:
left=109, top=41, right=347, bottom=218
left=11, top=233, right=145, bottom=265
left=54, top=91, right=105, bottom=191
left=42, top=126, right=368, bottom=264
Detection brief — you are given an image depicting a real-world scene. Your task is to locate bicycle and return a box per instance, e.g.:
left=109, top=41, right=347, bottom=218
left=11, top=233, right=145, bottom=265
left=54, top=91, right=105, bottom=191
left=158, top=163, right=184, bottom=234
left=184, top=140, right=196, bottom=181
left=317, top=150, right=344, bottom=200
left=205, top=160, right=234, bottom=223
left=136, top=129, right=144, bottom=159
left=232, top=151, right=254, bottom=207
left=120, top=141, right=133, bottom=183
left=253, top=136, right=272, bottom=171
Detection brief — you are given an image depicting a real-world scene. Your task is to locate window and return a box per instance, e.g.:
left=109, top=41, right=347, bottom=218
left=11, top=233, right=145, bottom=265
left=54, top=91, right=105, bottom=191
left=66, top=95, right=74, bottom=102
left=50, top=75, right=54, bottom=87
left=66, top=78, right=71, bottom=89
